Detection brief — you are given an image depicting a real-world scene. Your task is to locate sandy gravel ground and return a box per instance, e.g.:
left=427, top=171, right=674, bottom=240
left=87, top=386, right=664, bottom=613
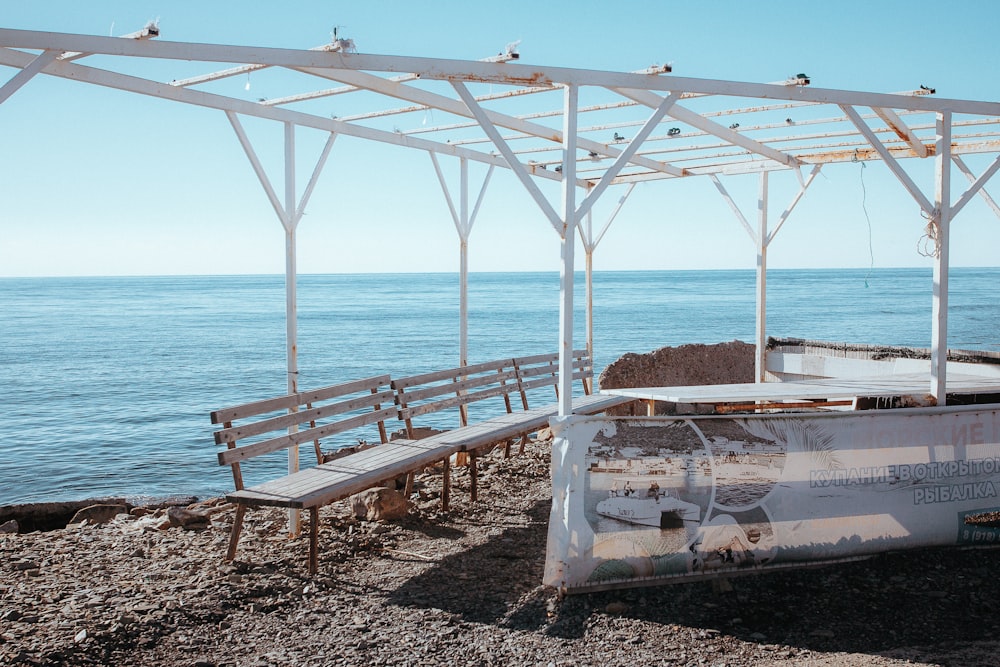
left=2, top=442, right=999, bottom=667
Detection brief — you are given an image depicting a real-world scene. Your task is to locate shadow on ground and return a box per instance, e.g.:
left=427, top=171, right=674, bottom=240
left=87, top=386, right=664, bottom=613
left=553, top=545, right=1000, bottom=646
left=390, top=502, right=1000, bottom=662
left=388, top=499, right=550, bottom=624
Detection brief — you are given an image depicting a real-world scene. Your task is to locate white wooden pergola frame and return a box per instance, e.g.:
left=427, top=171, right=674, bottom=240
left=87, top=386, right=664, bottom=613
left=4, top=26, right=1000, bottom=532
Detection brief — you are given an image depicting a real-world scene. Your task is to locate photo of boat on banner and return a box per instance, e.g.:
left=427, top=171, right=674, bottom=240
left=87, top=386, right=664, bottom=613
left=583, top=419, right=785, bottom=581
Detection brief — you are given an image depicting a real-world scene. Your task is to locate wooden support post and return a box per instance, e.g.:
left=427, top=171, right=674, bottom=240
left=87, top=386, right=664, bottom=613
left=226, top=504, right=246, bottom=561
left=308, top=507, right=319, bottom=575
left=404, top=472, right=414, bottom=498
left=441, top=456, right=451, bottom=511
left=469, top=450, right=478, bottom=502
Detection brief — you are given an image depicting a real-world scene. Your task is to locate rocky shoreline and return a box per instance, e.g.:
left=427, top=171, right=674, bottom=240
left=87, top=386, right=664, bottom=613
left=3, top=441, right=999, bottom=667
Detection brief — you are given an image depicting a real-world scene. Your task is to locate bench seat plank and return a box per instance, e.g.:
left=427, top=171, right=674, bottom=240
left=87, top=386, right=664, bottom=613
left=439, top=409, right=553, bottom=450
left=226, top=439, right=459, bottom=509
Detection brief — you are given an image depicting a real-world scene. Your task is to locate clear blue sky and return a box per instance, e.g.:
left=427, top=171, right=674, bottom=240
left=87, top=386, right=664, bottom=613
left=2, top=1, right=999, bottom=277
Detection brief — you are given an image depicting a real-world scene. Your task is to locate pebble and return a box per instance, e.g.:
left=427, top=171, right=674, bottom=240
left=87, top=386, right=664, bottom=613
left=604, top=601, right=628, bottom=615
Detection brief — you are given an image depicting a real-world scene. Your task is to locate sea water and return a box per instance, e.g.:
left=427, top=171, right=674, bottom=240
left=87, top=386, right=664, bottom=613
left=1, top=267, right=998, bottom=505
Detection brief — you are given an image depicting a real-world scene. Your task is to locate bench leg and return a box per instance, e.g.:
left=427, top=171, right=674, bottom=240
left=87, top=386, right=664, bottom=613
left=441, top=456, right=451, bottom=511
left=469, top=450, right=478, bottom=502
left=226, top=504, right=247, bottom=562
left=308, top=507, right=319, bottom=575
left=504, top=439, right=512, bottom=458
left=404, top=472, right=414, bottom=498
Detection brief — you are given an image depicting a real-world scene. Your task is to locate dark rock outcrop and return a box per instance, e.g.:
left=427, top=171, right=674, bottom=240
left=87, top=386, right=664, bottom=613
left=598, top=341, right=755, bottom=414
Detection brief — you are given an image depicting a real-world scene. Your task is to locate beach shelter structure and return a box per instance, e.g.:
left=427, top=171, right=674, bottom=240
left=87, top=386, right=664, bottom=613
left=4, top=25, right=1000, bottom=502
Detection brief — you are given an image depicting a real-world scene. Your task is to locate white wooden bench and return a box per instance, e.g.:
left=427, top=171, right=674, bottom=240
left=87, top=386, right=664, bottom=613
left=210, top=354, right=633, bottom=572
left=391, top=351, right=634, bottom=506
left=512, top=350, right=636, bottom=416
left=212, top=375, right=406, bottom=573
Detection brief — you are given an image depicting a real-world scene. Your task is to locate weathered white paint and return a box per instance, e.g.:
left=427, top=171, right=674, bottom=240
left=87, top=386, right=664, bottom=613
left=429, top=154, right=495, bottom=368
left=872, top=105, right=928, bottom=158
left=951, top=154, right=1000, bottom=219
left=756, top=172, right=769, bottom=382
left=225, top=112, right=337, bottom=537
left=841, top=104, right=936, bottom=216
left=559, top=84, right=579, bottom=417
left=0, top=48, right=56, bottom=104
left=931, top=112, right=953, bottom=403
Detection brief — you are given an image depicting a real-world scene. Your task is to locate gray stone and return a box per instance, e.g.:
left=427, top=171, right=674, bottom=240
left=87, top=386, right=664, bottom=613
left=0, top=519, right=18, bottom=533
left=350, top=487, right=410, bottom=522
left=605, top=601, right=628, bottom=615
left=167, top=506, right=210, bottom=530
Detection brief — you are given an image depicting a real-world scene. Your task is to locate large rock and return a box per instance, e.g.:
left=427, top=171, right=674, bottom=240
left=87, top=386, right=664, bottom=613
left=599, top=341, right=755, bottom=415
left=350, top=487, right=410, bottom=522
left=68, top=503, right=129, bottom=526
left=0, top=497, right=128, bottom=532
left=166, top=506, right=211, bottom=530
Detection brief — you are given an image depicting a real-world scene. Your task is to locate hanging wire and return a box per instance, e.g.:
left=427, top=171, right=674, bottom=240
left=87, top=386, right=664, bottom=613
left=918, top=210, right=941, bottom=258
left=854, top=150, right=875, bottom=288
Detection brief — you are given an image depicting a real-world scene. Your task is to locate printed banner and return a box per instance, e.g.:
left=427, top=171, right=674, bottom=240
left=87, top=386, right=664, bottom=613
left=544, top=405, right=1000, bottom=592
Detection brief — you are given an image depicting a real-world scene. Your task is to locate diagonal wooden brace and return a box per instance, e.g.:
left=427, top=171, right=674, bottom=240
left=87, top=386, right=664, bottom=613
left=226, top=504, right=247, bottom=562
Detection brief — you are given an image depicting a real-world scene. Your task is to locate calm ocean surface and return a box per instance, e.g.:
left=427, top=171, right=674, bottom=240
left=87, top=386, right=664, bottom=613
left=2, top=268, right=998, bottom=506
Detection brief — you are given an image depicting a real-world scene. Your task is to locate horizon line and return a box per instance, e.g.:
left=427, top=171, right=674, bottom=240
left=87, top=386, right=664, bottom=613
left=2, top=264, right=990, bottom=280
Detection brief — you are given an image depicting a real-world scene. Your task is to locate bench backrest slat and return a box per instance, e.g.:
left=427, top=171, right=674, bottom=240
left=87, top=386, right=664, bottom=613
left=211, top=375, right=396, bottom=489
left=399, top=382, right=518, bottom=421
left=211, top=374, right=392, bottom=424
left=519, top=375, right=560, bottom=393
left=218, top=405, right=399, bottom=466
left=392, top=359, right=520, bottom=436
left=214, top=388, right=395, bottom=445
left=512, top=350, right=593, bottom=398
left=392, top=351, right=596, bottom=439
left=398, top=367, right=519, bottom=404
left=390, top=358, right=515, bottom=390
left=510, top=351, right=564, bottom=366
